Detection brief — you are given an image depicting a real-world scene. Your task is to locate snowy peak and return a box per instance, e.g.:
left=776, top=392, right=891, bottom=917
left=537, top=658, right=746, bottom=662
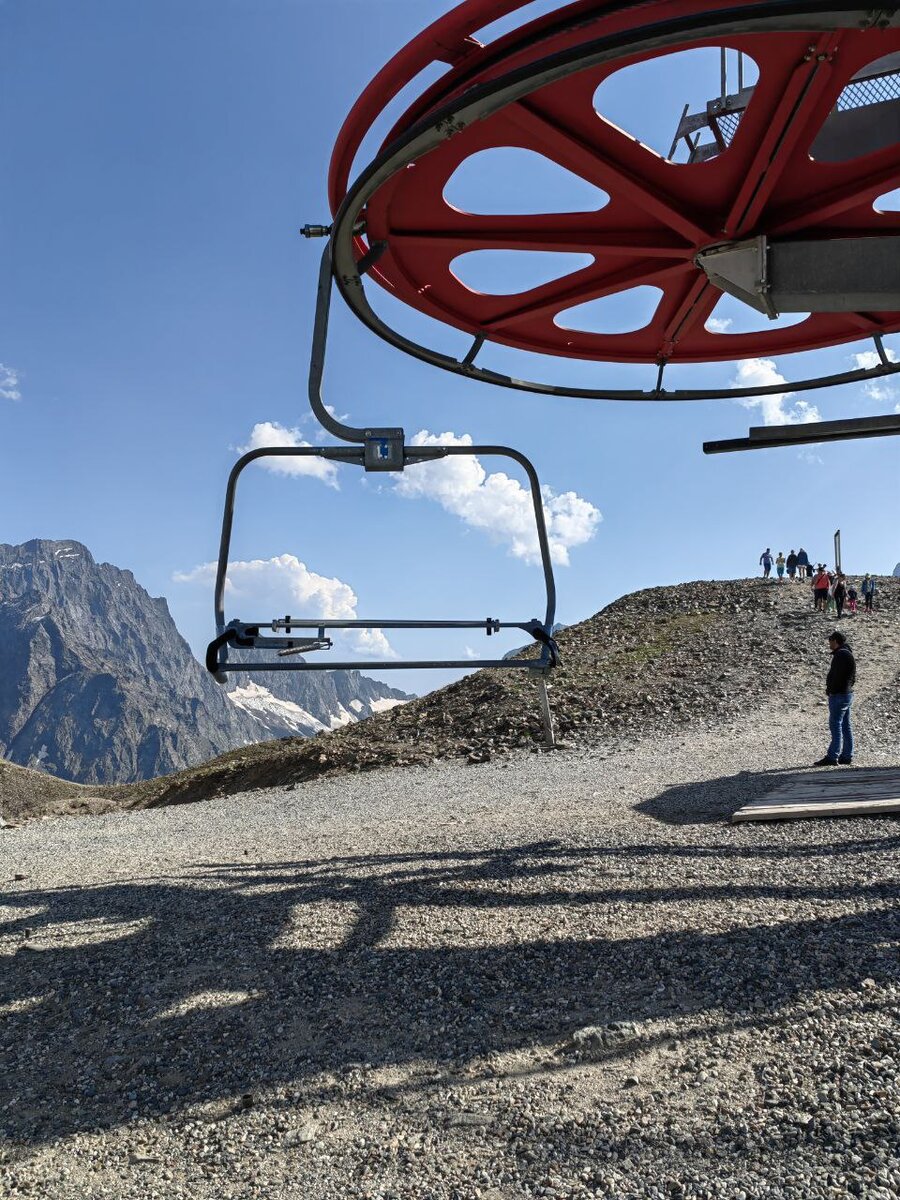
left=227, top=681, right=328, bottom=737
left=224, top=668, right=411, bottom=741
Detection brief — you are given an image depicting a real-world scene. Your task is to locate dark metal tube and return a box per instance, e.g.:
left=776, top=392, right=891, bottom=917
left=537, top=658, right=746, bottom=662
left=211, top=444, right=557, bottom=674
left=220, top=659, right=543, bottom=672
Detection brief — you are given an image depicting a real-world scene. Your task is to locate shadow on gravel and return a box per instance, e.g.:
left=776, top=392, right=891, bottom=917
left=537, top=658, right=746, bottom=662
left=640, top=765, right=900, bottom=826
left=1, top=837, right=899, bottom=1146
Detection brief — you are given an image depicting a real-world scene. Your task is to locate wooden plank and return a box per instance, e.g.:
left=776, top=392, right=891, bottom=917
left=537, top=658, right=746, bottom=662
left=739, top=797, right=900, bottom=813
left=732, top=797, right=900, bottom=823
left=769, top=771, right=900, bottom=786
left=742, top=789, right=900, bottom=808
left=751, top=773, right=900, bottom=800
left=778, top=771, right=900, bottom=783
left=732, top=766, right=900, bottom=821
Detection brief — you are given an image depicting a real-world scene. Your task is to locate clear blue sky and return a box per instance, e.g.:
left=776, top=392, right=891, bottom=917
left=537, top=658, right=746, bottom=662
left=3, top=0, right=899, bottom=692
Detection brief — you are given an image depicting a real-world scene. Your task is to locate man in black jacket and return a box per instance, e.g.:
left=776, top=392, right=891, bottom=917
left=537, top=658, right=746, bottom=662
left=814, top=631, right=856, bottom=766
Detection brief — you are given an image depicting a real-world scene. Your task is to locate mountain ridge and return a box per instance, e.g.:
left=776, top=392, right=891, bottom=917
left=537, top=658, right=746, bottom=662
left=0, top=539, right=409, bottom=784
left=5, top=573, right=899, bottom=820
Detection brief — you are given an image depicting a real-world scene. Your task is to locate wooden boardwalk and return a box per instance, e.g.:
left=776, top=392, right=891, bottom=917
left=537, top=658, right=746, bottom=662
left=732, top=767, right=900, bottom=823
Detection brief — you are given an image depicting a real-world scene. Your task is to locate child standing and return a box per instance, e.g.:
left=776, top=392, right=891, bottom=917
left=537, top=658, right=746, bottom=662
left=833, top=574, right=847, bottom=619
left=847, top=582, right=858, bottom=615
left=861, top=574, right=876, bottom=612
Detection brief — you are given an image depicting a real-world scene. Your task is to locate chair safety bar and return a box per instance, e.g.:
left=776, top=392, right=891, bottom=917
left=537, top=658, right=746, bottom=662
left=206, top=442, right=558, bottom=683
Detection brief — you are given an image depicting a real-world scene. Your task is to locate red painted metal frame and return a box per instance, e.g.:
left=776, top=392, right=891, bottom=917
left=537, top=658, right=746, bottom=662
left=329, top=1, right=900, bottom=364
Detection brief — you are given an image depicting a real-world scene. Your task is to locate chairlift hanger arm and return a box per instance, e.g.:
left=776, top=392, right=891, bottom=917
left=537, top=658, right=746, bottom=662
left=210, top=221, right=559, bottom=686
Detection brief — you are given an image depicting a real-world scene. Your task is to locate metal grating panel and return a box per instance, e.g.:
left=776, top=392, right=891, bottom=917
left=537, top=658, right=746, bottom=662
left=713, top=110, right=742, bottom=144
left=837, top=72, right=900, bottom=111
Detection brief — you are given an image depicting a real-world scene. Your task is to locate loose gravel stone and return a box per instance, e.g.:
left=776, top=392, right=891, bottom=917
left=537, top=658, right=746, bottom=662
left=1, top=578, right=898, bottom=1197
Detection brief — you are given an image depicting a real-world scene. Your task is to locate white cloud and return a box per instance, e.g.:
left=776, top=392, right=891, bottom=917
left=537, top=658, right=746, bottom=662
left=733, top=358, right=820, bottom=426
left=852, top=348, right=900, bottom=403
left=308, top=405, right=353, bottom=443
left=350, top=627, right=395, bottom=657
left=0, top=363, right=22, bottom=402
left=240, top=422, right=339, bottom=488
left=853, top=349, right=898, bottom=369
left=173, top=555, right=394, bottom=658
left=706, top=316, right=733, bottom=333
left=393, top=430, right=601, bottom=567
left=323, top=404, right=350, bottom=422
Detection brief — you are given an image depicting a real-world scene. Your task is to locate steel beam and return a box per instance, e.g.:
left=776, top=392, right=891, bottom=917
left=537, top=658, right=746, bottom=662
left=698, top=235, right=900, bottom=314
left=704, top=413, right=900, bottom=453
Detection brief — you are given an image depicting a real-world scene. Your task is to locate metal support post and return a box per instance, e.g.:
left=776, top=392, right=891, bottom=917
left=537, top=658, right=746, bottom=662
left=537, top=676, right=556, bottom=750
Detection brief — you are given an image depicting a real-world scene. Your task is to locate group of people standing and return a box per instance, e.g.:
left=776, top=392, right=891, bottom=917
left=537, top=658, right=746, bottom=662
left=810, top=568, right=878, bottom=616
left=759, top=549, right=877, bottom=615
left=810, top=568, right=870, bottom=616
left=759, top=547, right=813, bottom=580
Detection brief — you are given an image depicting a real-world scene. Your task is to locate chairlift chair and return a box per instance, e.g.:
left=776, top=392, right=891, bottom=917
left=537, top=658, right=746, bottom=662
left=206, top=237, right=561, bottom=736
left=207, top=0, right=900, bottom=729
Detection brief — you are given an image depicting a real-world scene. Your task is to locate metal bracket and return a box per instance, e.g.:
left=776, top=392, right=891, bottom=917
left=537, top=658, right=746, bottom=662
left=756, top=236, right=777, bottom=320
left=364, top=429, right=405, bottom=471
left=704, top=412, right=900, bottom=454
left=698, top=234, right=900, bottom=314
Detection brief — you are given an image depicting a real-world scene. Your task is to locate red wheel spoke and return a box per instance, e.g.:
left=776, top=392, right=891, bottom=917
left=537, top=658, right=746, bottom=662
left=503, top=98, right=711, bottom=244
left=725, top=33, right=845, bottom=238
left=843, top=312, right=890, bottom=333
left=656, top=278, right=719, bottom=358
left=770, top=164, right=900, bottom=235
left=483, top=259, right=693, bottom=332
left=388, top=219, right=693, bottom=258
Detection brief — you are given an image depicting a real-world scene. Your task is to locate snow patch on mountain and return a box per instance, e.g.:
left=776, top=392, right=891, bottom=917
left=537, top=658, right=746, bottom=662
left=227, top=682, right=327, bottom=736
left=329, top=705, right=356, bottom=729
left=224, top=675, right=411, bottom=741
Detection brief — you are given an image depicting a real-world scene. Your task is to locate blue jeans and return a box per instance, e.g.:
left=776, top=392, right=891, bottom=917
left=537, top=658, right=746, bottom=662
left=827, top=692, right=853, bottom=762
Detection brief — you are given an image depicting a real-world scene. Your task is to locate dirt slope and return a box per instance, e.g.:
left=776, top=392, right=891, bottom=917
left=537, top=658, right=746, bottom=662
left=3, top=576, right=898, bottom=821
left=0, top=761, right=127, bottom=823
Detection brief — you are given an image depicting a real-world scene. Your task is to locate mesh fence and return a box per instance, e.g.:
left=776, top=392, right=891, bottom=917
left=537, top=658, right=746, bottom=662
left=681, top=69, right=900, bottom=163
left=837, top=72, right=900, bottom=111
left=713, top=110, right=743, bottom=145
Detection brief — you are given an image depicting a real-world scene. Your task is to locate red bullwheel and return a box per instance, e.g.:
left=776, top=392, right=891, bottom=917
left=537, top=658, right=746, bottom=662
left=329, top=1, right=900, bottom=373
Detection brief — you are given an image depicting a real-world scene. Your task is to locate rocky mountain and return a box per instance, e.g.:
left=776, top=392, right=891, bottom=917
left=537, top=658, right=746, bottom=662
left=0, top=540, right=409, bottom=785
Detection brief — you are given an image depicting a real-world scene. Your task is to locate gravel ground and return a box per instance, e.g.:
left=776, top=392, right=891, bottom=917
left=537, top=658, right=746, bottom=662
left=2, top=681, right=899, bottom=1199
